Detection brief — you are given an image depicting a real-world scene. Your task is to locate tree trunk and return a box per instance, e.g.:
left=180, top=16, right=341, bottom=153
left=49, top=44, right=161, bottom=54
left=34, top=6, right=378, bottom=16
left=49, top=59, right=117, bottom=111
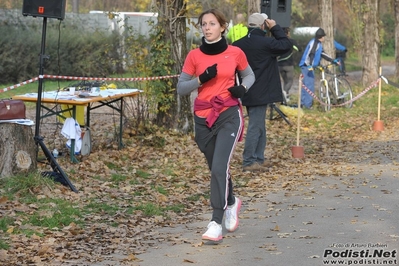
left=155, top=0, right=193, bottom=133
left=248, top=0, right=260, bottom=15
left=395, top=0, right=399, bottom=77
left=0, top=124, right=37, bottom=178
left=361, top=0, right=381, bottom=87
left=169, top=0, right=194, bottom=133
left=318, top=0, right=334, bottom=58
left=151, top=1, right=179, bottom=129
left=72, top=0, right=79, bottom=13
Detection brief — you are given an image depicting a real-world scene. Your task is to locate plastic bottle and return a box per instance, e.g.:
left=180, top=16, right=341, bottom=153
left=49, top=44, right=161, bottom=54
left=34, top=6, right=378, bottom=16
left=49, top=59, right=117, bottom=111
left=53, top=149, right=59, bottom=158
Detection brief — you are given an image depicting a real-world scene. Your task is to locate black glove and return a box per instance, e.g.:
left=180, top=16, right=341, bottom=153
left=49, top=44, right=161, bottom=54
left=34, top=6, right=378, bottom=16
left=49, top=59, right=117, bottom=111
left=199, top=64, right=217, bottom=84
left=228, top=85, right=246, bottom=98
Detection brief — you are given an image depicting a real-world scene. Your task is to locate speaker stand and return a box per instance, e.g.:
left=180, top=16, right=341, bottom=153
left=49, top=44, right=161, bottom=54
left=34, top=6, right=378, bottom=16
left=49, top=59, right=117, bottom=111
left=268, top=103, right=291, bottom=126
left=35, top=17, right=77, bottom=193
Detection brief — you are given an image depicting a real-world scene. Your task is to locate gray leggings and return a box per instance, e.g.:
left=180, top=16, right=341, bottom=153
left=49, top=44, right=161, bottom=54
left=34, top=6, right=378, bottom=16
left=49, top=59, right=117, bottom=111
left=279, top=65, right=295, bottom=94
left=194, top=106, right=242, bottom=224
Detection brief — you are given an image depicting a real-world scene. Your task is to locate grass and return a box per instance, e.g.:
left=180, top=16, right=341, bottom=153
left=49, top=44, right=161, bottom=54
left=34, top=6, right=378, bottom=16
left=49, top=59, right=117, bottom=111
left=26, top=198, right=83, bottom=228
left=0, top=173, right=85, bottom=249
left=0, top=173, right=55, bottom=198
left=1, top=175, right=83, bottom=229
left=85, top=202, right=121, bottom=216
left=0, top=216, right=14, bottom=233
left=106, top=162, right=120, bottom=170
left=164, top=204, right=185, bottom=213
left=136, top=169, right=151, bottom=179
left=187, top=193, right=205, bottom=201
left=0, top=240, right=9, bottom=250
left=0, top=80, right=71, bottom=99
left=344, top=56, right=363, bottom=72
left=155, top=185, right=168, bottom=195
left=125, top=203, right=162, bottom=216
left=111, top=173, right=128, bottom=183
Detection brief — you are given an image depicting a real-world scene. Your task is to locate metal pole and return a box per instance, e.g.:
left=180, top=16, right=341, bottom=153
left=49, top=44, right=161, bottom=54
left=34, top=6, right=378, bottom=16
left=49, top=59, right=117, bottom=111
left=34, top=17, right=78, bottom=193
left=34, top=17, right=48, bottom=137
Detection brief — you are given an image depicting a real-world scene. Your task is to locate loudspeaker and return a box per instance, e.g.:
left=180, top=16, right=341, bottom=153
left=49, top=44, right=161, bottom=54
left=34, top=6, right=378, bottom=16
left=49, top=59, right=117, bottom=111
left=261, top=0, right=292, bottom=28
left=22, top=0, right=66, bottom=20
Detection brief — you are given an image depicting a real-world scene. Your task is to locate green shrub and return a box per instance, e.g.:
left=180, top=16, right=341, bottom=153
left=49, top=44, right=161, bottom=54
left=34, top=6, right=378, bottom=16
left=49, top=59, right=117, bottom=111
left=0, top=24, right=121, bottom=84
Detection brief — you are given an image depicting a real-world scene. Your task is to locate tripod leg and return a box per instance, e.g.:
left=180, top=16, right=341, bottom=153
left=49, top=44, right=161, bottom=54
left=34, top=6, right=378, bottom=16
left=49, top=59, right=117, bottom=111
left=35, top=136, right=78, bottom=192
left=269, top=104, right=274, bottom=120
left=32, top=18, right=77, bottom=193
left=272, top=104, right=291, bottom=126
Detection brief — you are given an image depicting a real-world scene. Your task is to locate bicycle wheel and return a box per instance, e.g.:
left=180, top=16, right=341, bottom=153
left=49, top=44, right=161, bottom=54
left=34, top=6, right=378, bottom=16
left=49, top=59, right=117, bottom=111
left=328, top=79, right=339, bottom=105
left=336, top=78, right=353, bottom=108
left=317, top=80, right=331, bottom=112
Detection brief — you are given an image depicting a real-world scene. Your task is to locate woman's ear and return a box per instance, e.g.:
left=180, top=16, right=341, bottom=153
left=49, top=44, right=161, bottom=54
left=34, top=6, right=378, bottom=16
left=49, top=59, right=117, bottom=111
left=221, top=24, right=227, bottom=34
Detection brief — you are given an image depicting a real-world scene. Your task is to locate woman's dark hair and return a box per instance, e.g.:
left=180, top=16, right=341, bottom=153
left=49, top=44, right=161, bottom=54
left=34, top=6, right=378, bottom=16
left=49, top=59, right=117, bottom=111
left=196, top=9, right=229, bottom=34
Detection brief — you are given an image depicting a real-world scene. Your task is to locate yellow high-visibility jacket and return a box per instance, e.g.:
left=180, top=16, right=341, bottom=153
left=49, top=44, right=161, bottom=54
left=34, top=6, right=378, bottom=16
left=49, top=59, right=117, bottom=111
left=227, top=24, right=248, bottom=43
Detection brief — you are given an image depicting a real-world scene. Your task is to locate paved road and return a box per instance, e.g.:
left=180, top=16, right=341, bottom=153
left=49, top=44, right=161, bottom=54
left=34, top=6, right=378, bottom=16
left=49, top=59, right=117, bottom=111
left=134, top=161, right=399, bottom=266
left=347, top=65, right=396, bottom=81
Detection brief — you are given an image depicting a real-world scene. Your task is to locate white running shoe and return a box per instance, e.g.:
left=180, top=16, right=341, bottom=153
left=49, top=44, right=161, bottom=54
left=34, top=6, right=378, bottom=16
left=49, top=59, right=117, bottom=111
left=225, top=197, right=242, bottom=232
left=282, top=90, right=289, bottom=103
left=202, top=221, right=222, bottom=242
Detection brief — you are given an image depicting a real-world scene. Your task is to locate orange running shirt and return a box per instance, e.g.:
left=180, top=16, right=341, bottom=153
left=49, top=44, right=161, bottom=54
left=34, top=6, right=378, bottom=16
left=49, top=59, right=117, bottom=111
left=182, top=45, right=249, bottom=117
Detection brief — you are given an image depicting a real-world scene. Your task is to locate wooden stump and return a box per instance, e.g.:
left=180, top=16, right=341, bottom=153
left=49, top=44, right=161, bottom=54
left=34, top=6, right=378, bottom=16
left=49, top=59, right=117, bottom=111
left=0, top=123, right=37, bottom=178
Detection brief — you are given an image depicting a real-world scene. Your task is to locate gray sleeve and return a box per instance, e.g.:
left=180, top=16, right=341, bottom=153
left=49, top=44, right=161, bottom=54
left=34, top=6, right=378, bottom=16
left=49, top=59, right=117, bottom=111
left=177, top=72, right=200, bottom=96
left=238, top=65, right=255, bottom=90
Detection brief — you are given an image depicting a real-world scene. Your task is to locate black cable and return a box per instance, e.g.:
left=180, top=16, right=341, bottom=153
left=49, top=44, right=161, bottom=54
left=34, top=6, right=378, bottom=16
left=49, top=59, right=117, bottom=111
left=50, top=20, right=64, bottom=149
left=57, top=20, right=62, bottom=89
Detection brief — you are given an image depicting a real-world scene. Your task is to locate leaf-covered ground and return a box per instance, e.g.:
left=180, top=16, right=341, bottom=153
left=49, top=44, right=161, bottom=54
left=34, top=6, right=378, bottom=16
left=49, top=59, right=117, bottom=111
left=1, top=81, right=399, bottom=265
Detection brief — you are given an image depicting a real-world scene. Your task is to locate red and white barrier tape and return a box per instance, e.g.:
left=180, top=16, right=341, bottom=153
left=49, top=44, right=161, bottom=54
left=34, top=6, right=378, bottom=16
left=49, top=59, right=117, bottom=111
left=0, top=74, right=180, bottom=94
left=0, top=77, right=39, bottom=94
left=42, top=74, right=180, bottom=82
left=300, top=77, right=380, bottom=108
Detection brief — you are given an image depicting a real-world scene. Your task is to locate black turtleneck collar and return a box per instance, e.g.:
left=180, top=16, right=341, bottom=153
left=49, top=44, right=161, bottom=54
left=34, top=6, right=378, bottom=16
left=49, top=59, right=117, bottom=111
left=200, top=36, right=228, bottom=55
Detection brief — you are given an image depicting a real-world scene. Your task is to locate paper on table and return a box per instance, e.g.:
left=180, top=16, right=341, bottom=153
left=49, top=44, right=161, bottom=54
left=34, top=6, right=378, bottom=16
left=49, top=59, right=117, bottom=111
left=0, top=119, right=35, bottom=126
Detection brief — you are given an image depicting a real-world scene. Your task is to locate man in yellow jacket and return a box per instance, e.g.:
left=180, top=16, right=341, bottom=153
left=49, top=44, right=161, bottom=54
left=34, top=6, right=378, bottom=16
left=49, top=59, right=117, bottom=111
left=227, top=13, right=248, bottom=43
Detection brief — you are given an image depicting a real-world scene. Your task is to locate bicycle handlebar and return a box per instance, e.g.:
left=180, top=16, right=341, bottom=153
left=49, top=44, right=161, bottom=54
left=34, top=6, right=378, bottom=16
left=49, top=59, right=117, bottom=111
left=316, top=62, right=339, bottom=72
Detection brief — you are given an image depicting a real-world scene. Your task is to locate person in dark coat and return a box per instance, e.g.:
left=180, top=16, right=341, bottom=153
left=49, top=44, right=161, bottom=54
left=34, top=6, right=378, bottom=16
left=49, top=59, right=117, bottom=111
left=278, top=27, right=300, bottom=102
left=233, top=13, right=292, bottom=172
left=334, top=40, right=347, bottom=74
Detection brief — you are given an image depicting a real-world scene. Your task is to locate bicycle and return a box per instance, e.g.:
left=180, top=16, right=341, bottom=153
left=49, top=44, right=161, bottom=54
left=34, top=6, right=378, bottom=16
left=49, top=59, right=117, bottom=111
left=316, top=63, right=353, bottom=111
left=316, top=64, right=331, bottom=112
left=327, top=65, right=353, bottom=109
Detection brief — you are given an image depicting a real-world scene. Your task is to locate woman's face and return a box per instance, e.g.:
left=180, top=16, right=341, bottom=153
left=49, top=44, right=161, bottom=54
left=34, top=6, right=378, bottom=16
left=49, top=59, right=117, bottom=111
left=201, top=13, right=225, bottom=42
